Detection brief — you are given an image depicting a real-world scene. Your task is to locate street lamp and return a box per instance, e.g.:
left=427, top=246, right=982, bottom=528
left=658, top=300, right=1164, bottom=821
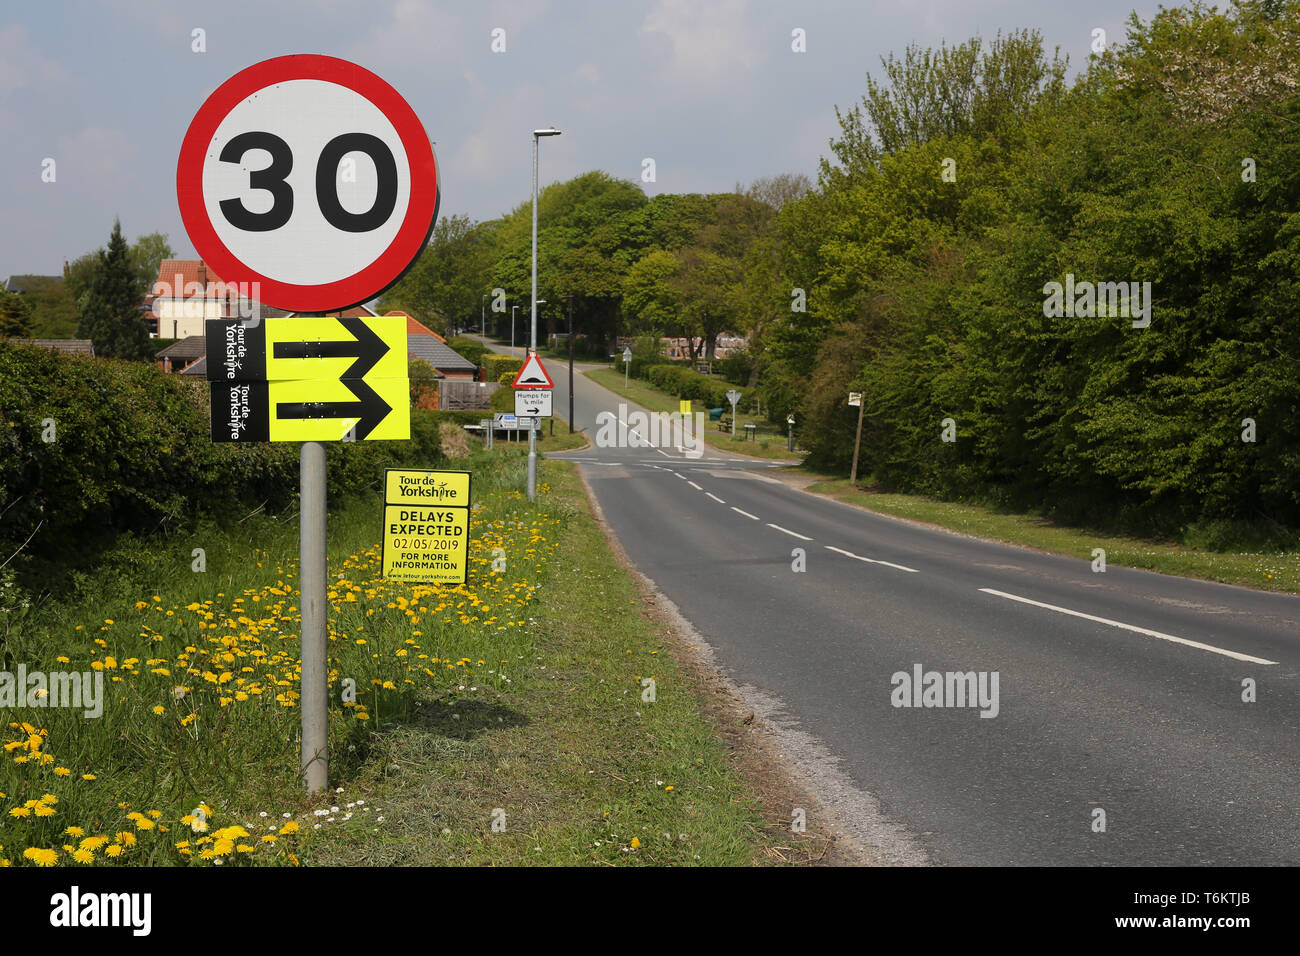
left=481, top=293, right=487, bottom=336
left=511, top=304, right=518, bottom=355
left=529, top=126, right=561, bottom=503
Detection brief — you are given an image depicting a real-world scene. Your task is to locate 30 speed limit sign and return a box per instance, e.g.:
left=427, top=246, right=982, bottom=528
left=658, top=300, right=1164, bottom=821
left=177, top=54, right=439, bottom=312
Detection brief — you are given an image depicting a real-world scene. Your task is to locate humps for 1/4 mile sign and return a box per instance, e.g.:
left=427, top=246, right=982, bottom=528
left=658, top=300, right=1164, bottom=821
left=381, top=469, right=471, bottom=584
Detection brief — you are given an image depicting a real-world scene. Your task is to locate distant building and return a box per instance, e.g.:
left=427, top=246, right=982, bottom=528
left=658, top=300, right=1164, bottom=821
left=617, top=334, right=748, bottom=360
left=149, top=259, right=383, bottom=339
left=155, top=335, right=206, bottom=373
left=4, top=275, right=64, bottom=295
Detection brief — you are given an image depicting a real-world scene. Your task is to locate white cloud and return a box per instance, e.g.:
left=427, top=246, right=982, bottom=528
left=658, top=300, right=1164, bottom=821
left=640, top=0, right=762, bottom=87
left=350, top=0, right=463, bottom=62
left=0, top=25, right=68, bottom=96
left=55, top=126, right=135, bottom=181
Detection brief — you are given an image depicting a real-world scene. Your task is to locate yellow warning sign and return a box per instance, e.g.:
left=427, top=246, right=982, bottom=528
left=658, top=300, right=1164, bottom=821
left=380, top=469, right=472, bottom=584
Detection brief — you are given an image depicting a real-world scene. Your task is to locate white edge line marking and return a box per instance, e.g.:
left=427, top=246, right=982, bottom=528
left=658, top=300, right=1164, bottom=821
left=824, top=545, right=919, bottom=573
left=767, top=523, right=813, bottom=541
left=978, top=588, right=1278, bottom=665
left=706, top=493, right=726, bottom=504
left=687, top=481, right=702, bottom=490
left=731, top=507, right=759, bottom=520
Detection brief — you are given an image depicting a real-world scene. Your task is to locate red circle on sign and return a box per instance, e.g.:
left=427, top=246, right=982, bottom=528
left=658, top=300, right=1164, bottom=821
left=177, top=54, right=439, bottom=313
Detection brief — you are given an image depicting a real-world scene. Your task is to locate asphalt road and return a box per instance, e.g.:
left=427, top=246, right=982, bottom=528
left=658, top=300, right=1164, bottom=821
left=539, top=357, right=1300, bottom=866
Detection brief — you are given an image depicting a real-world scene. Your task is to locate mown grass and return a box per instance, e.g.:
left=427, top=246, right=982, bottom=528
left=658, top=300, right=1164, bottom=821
left=0, top=446, right=773, bottom=866
left=584, top=368, right=802, bottom=460
left=804, top=476, right=1300, bottom=595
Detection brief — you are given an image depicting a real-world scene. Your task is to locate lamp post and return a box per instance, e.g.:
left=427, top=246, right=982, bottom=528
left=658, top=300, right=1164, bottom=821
left=567, top=291, right=575, bottom=434
left=511, top=304, right=518, bottom=355
left=529, top=126, right=561, bottom=503
left=481, top=293, right=486, bottom=336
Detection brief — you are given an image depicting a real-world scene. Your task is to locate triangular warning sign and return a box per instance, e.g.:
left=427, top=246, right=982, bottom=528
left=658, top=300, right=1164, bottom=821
left=512, top=352, right=554, bottom=389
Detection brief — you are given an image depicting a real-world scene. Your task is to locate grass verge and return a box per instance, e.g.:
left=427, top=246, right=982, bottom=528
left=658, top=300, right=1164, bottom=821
left=802, top=475, right=1300, bottom=595
left=584, top=367, right=802, bottom=460
left=0, top=447, right=775, bottom=866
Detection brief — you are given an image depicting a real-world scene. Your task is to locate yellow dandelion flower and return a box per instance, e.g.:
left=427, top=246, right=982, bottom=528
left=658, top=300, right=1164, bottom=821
left=80, top=836, right=109, bottom=851
left=278, top=821, right=299, bottom=835
left=72, top=848, right=94, bottom=864
left=64, top=826, right=84, bottom=838
left=23, top=847, right=58, bottom=867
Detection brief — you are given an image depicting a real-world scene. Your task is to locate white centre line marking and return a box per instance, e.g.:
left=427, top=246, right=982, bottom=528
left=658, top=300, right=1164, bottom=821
left=687, top=481, right=702, bottom=490
left=978, top=588, right=1278, bottom=665
left=673, top=472, right=686, bottom=479
left=706, top=493, right=726, bottom=504
left=824, top=545, right=919, bottom=573
left=768, top=523, right=813, bottom=541
left=731, top=507, right=759, bottom=520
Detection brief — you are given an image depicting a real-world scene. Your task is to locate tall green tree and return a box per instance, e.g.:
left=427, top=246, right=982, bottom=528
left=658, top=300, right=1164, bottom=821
left=130, top=232, right=175, bottom=291
left=380, top=214, right=497, bottom=337
left=76, top=220, right=151, bottom=359
left=0, top=290, right=34, bottom=338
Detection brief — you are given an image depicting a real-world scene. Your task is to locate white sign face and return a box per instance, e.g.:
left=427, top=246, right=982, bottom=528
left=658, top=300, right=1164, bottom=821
left=177, top=55, right=440, bottom=313
left=202, top=80, right=410, bottom=288
left=726, top=389, right=742, bottom=406
left=848, top=392, right=862, bottom=406
left=515, top=389, right=552, bottom=417
left=622, top=348, right=632, bottom=362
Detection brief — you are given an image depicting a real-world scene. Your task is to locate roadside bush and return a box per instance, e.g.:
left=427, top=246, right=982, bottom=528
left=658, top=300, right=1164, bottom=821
left=717, top=350, right=753, bottom=386
left=641, top=362, right=748, bottom=409
left=0, top=342, right=448, bottom=591
left=482, top=353, right=523, bottom=382
left=447, top=336, right=487, bottom=368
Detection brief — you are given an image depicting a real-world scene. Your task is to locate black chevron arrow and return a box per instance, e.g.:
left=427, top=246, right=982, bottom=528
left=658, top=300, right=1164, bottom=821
left=272, top=318, right=389, bottom=380
left=275, top=377, right=392, bottom=440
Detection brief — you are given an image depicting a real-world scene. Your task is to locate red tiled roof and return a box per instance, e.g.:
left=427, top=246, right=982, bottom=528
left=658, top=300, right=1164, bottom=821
left=153, top=258, right=241, bottom=300
left=386, top=311, right=445, bottom=342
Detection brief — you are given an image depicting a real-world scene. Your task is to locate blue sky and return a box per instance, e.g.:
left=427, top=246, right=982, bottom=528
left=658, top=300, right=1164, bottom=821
left=0, top=0, right=1165, bottom=278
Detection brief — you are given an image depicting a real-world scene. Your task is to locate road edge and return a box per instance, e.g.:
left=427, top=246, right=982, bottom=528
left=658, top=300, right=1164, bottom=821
left=572, top=464, right=931, bottom=867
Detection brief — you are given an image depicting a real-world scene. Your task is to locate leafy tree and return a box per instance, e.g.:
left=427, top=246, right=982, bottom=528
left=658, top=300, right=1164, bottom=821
left=380, top=214, right=497, bottom=337
left=0, top=290, right=34, bottom=338
left=76, top=220, right=151, bottom=360
left=5, top=277, right=75, bottom=338
left=622, top=249, right=680, bottom=336
left=130, top=232, right=175, bottom=292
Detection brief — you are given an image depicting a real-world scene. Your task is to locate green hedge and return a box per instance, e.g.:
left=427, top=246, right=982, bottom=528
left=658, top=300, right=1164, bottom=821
left=446, top=336, right=488, bottom=368
left=642, top=363, right=750, bottom=409
left=482, top=353, right=523, bottom=382
left=0, top=341, right=448, bottom=584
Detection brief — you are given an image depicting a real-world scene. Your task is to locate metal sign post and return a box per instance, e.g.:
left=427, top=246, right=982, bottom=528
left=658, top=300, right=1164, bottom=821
left=726, top=388, right=741, bottom=437
left=623, top=346, right=632, bottom=389
left=849, top=392, right=866, bottom=485
left=178, top=54, right=439, bottom=794
left=299, top=441, right=328, bottom=792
